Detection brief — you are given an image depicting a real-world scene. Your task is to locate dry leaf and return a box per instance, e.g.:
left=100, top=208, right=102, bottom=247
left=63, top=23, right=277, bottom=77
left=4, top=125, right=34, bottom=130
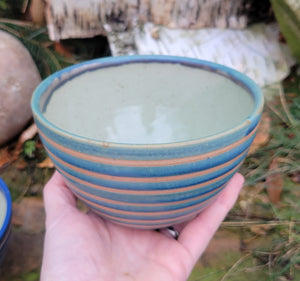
left=250, top=224, right=272, bottom=236
left=54, top=42, right=73, bottom=57
left=286, top=92, right=298, bottom=98
left=0, top=147, right=12, bottom=169
left=37, top=157, right=54, bottom=168
left=15, top=158, right=28, bottom=170
left=239, top=200, right=248, bottom=212
left=266, top=158, right=284, bottom=204
left=248, top=112, right=271, bottom=154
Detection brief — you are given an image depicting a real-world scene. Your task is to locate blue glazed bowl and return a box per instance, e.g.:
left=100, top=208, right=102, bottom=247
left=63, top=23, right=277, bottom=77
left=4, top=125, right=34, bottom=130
left=31, top=55, right=263, bottom=229
left=0, top=178, right=12, bottom=265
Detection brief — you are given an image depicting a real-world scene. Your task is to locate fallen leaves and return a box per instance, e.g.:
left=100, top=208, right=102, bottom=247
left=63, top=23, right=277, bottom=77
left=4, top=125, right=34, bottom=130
left=37, top=157, right=54, bottom=168
left=0, top=147, right=13, bottom=169
left=248, top=112, right=271, bottom=154
left=266, top=158, right=284, bottom=204
left=0, top=123, right=38, bottom=170
left=0, top=122, right=56, bottom=171
left=246, top=110, right=286, bottom=205
left=54, top=42, right=73, bottom=57
left=250, top=224, right=273, bottom=236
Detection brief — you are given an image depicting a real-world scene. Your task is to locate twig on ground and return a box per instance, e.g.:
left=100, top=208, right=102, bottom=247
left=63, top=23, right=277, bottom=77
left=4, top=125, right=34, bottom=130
left=220, top=253, right=251, bottom=281
left=222, top=220, right=300, bottom=228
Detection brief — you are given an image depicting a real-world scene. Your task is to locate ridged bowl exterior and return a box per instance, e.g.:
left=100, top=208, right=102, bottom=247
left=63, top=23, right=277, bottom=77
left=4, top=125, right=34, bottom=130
left=31, top=56, right=263, bottom=229
left=0, top=178, right=12, bottom=266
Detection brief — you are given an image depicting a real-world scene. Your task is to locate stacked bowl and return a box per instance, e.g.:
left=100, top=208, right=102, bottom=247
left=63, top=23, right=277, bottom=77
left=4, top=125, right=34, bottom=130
left=31, top=55, right=263, bottom=229
left=0, top=178, right=12, bottom=265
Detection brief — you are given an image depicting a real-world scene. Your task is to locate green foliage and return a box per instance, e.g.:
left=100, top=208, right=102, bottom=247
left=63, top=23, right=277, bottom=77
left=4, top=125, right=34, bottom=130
left=0, top=1, right=8, bottom=11
left=22, top=271, right=40, bottom=281
left=0, top=0, right=26, bottom=18
left=242, top=70, right=300, bottom=185
left=235, top=70, right=300, bottom=280
left=0, top=0, right=10, bottom=16
left=23, top=140, right=36, bottom=158
left=188, top=266, right=225, bottom=281
left=271, top=0, right=300, bottom=63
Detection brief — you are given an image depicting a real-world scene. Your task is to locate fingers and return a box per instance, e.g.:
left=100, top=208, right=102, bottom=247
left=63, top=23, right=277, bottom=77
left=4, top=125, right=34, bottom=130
left=178, top=173, right=244, bottom=262
left=43, top=171, right=77, bottom=221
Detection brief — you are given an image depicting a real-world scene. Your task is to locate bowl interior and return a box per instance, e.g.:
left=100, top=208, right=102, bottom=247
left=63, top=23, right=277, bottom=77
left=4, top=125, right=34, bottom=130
left=41, top=60, right=255, bottom=145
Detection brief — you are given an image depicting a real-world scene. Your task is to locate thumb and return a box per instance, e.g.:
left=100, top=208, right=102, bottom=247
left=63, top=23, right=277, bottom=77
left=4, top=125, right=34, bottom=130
left=43, top=170, right=77, bottom=223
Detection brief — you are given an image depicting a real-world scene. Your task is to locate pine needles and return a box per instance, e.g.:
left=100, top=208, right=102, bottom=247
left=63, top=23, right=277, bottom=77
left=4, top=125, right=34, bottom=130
left=241, top=71, right=300, bottom=185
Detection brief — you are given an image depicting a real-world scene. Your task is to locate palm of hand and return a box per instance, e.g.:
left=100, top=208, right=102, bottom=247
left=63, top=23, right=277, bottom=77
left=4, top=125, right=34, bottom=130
left=41, top=172, right=244, bottom=281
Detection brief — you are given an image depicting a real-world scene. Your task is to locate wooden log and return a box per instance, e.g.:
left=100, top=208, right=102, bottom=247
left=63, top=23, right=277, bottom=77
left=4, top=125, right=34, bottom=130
left=45, top=0, right=273, bottom=41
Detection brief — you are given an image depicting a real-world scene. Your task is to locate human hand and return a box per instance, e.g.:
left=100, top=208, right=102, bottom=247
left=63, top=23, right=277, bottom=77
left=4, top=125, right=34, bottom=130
left=41, top=171, right=244, bottom=281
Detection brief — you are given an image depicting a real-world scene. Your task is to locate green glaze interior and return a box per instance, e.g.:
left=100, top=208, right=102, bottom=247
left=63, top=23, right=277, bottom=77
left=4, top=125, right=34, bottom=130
left=0, top=190, right=7, bottom=231
left=44, top=62, right=255, bottom=144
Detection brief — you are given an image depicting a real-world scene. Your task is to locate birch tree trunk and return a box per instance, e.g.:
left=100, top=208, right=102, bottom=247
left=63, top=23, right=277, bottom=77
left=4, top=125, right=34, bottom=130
left=45, top=0, right=273, bottom=41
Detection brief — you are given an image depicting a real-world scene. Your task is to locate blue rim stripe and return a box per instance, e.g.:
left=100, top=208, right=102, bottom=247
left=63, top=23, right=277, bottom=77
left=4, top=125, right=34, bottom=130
left=32, top=55, right=263, bottom=149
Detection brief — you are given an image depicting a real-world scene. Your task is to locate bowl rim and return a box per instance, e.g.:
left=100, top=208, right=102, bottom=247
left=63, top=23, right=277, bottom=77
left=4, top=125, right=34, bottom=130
left=31, top=55, right=264, bottom=148
left=0, top=178, right=12, bottom=242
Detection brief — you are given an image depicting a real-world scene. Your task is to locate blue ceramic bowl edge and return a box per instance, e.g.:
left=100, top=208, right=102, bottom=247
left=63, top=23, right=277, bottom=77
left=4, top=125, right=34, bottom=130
left=31, top=55, right=264, bottom=149
left=0, top=178, right=12, bottom=242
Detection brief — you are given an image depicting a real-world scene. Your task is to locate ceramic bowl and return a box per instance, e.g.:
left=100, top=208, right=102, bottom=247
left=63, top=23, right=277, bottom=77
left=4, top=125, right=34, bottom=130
left=31, top=55, right=263, bottom=229
left=0, top=178, right=12, bottom=265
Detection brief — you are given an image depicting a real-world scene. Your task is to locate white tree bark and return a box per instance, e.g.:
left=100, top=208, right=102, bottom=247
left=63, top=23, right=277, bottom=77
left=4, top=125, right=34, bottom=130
left=46, top=0, right=256, bottom=41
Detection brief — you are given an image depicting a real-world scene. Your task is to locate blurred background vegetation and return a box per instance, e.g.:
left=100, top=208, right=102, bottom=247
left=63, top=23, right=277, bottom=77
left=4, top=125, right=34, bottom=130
left=0, top=0, right=300, bottom=280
